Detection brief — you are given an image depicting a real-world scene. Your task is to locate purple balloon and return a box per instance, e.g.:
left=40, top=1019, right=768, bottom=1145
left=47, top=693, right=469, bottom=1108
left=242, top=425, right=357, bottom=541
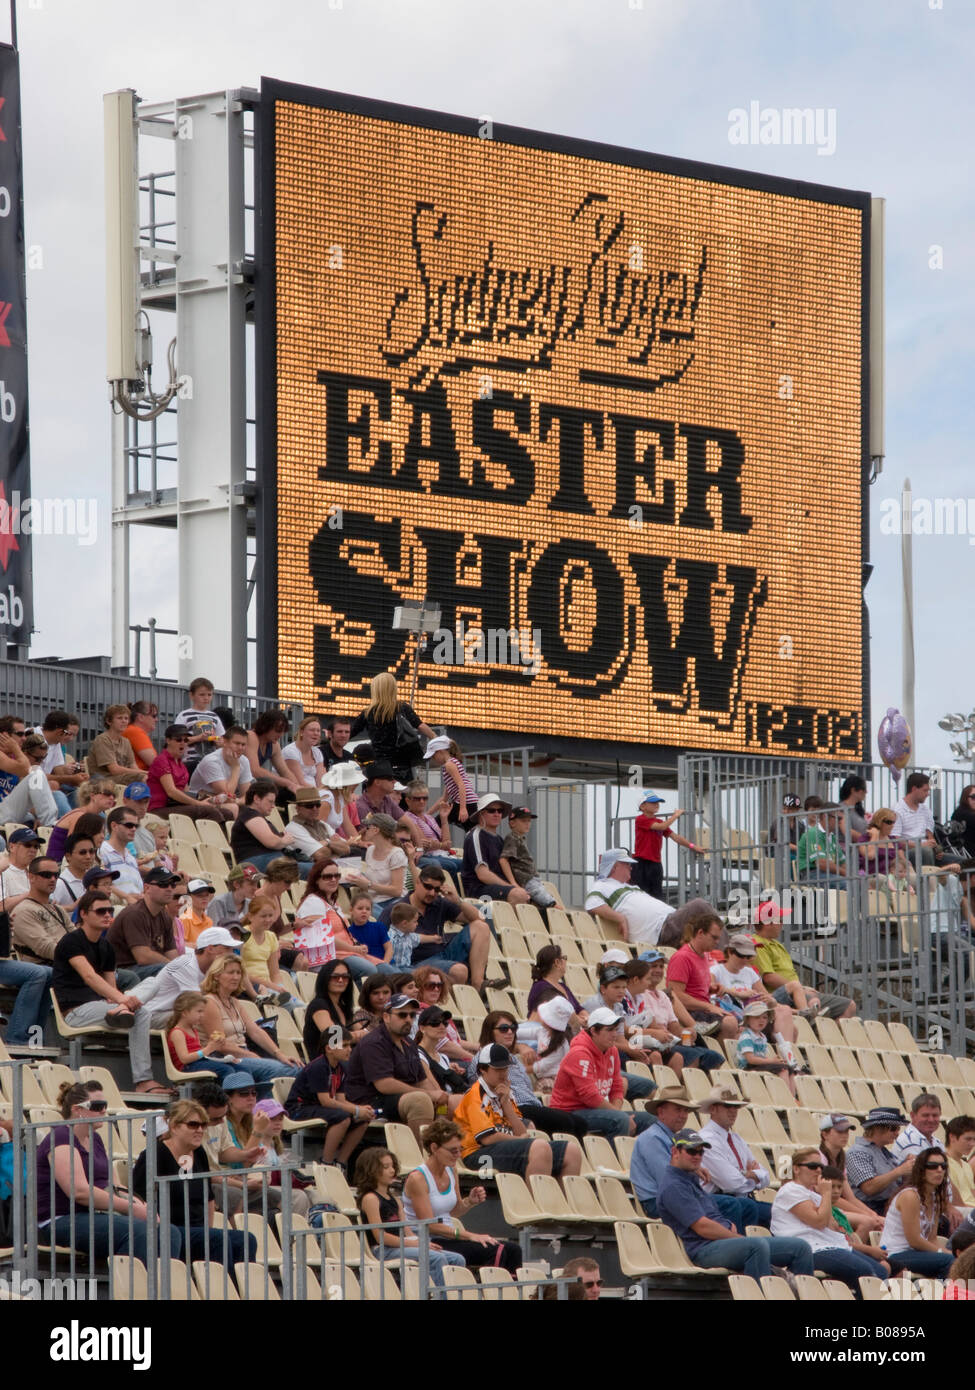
left=878, top=706, right=912, bottom=783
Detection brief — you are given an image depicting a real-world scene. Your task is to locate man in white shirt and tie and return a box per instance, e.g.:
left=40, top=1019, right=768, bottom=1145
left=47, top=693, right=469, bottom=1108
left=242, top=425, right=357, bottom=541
left=698, top=1085, right=774, bottom=1229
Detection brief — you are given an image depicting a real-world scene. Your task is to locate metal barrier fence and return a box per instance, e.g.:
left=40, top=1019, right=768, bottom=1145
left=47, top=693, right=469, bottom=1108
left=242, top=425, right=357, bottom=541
left=0, top=655, right=302, bottom=749
left=3, top=1081, right=570, bottom=1301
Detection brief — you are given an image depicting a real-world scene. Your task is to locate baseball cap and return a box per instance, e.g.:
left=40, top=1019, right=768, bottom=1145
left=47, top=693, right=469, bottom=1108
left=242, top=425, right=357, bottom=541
left=640, top=949, right=666, bottom=964
left=186, top=878, right=214, bottom=894
left=597, top=847, right=637, bottom=876
left=123, top=781, right=151, bottom=801
left=144, top=867, right=181, bottom=887
left=587, top=1006, right=623, bottom=1029
left=673, top=1128, right=712, bottom=1150
left=164, top=724, right=189, bottom=741
left=82, top=866, right=119, bottom=887
left=383, top=993, right=420, bottom=1012
left=638, top=792, right=664, bottom=804
left=508, top=806, right=537, bottom=820
left=754, top=900, right=790, bottom=925
left=417, top=1006, right=453, bottom=1028
left=195, top=926, right=238, bottom=951
left=600, top=948, right=630, bottom=965
left=253, top=1099, right=285, bottom=1120
left=819, top=1113, right=856, bottom=1133
left=599, top=965, right=628, bottom=984
left=227, top=863, right=262, bottom=884
left=9, top=827, right=42, bottom=845
left=476, top=1042, right=512, bottom=1067
left=363, top=759, right=397, bottom=783
left=782, top=794, right=801, bottom=808
left=423, top=735, right=451, bottom=759
left=726, top=933, right=757, bottom=957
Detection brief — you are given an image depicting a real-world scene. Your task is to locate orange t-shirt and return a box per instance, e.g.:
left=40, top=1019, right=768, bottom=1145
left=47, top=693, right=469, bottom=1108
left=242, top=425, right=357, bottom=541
left=124, top=724, right=156, bottom=768
left=453, top=1080, right=522, bottom=1159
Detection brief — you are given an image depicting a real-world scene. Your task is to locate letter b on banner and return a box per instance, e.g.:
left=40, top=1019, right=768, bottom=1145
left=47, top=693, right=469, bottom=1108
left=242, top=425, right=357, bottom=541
left=0, top=382, right=15, bottom=422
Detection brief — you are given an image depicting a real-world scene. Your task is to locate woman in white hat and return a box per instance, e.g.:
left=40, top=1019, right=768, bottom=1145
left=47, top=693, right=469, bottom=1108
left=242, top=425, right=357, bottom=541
left=321, top=760, right=366, bottom=846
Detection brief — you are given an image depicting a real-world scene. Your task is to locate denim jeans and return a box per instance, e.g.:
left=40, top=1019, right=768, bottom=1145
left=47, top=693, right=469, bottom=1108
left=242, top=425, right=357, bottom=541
left=812, top=1246, right=887, bottom=1286
left=180, top=1056, right=256, bottom=1086
left=181, top=1226, right=258, bottom=1265
left=375, top=1241, right=466, bottom=1287
left=693, top=1235, right=816, bottom=1278
left=624, top=1073, right=656, bottom=1100
left=227, top=1056, right=299, bottom=1097
left=51, top=1212, right=181, bottom=1262
left=0, top=956, right=52, bottom=1043
left=712, top=1193, right=773, bottom=1229
left=886, top=1248, right=953, bottom=1277
left=568, top=1108, right=654, bottom=1138
left=240, top=850, right=314, bottom=877
left=343, top=956, right=398, bottom=981
left=668, top=1043, right=725, bottom=1073
left=417, top=854, right=462, bottom=886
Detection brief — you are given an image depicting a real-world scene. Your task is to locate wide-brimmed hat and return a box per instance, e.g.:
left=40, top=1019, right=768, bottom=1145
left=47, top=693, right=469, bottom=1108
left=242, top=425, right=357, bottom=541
left=699, top=1086, right=748, bottom=1110
left=476, top=792, right=511, bottom=816
left=644, top=1086, right=693, bottom=1114
left=323, top=762, right=366, bottom=789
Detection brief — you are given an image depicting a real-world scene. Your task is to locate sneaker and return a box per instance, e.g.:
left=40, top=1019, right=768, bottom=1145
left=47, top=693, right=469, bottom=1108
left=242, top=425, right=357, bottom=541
left=798, top=1005, right=821, bottom=1020
left=483, top=977, right=509, bottom=991
left=696, top=1019, right=722, bottom=1037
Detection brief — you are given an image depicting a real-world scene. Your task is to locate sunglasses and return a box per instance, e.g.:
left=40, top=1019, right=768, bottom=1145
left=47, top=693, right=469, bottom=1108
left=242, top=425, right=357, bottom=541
left=420, top=883, right=441, bottom=892
left=495, top=1023, right=516, bottom=1033
left=681, top=1147, right=707, bottom=1156
left=231, top=1088, right=257, bottom=1097
left=425, top=981, right=444, bottom=990
left=32, top=869, right=58, bottom=879
left=392, top=1011, right=416, bottom=1019
left=121, top=822, right=138, bottom=831
left=91, top=907, right=115, bottom=918
left=330, top=974, right=351, bottom=982
left=74, top=848, right=97, bottom=856
left=581, top=1278, right=603, bottom=1288
left=798, top=1161, right=824, bottom=1171
left=181, top=1121, right=206, bottom=1131
left=925, top=1161, right=947, bottom=1170
left=85, top=1100, right=109, bottom=1113
left=321, top=873, right=341, bottom=881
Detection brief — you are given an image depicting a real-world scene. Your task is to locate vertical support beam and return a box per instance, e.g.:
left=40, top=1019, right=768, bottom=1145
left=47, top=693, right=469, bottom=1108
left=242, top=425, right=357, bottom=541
left=174, top=91, right=247, bottom=692
left=111, top=408, right=130, bottom=671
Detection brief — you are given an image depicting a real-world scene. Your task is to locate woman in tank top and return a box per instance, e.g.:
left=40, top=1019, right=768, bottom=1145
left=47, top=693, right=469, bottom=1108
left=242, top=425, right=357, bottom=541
left=880, top=1147, right=954, bottom=1277
left=402, top=1117, right=521, bottom=1272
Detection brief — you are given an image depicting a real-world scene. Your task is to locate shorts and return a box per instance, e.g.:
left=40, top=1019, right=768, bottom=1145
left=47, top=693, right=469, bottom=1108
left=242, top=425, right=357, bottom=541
left=771, top=985, right=852, bottom=1018
left=464, top=882, right=512, bottom=902
left=470, top=1137, right=570, bottom=1178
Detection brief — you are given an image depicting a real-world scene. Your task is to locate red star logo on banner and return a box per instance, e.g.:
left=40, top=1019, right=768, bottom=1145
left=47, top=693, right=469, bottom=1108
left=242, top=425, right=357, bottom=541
left=0, top=479, right=20, bottom=571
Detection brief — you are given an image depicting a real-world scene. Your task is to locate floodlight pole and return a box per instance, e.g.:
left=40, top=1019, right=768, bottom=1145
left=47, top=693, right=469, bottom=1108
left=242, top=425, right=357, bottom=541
left=902, top=477, right=915, bottom=739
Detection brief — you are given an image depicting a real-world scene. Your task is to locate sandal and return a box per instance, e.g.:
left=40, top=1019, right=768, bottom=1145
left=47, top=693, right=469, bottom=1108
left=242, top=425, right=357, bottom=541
left=104, top=1009, right=136, bottom=1031
left=134, top=1081, right=177, bottom=1097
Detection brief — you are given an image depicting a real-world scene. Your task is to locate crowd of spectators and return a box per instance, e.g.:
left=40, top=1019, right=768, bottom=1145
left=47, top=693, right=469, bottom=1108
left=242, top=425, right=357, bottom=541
left=3, top=684, right=975, bottom=1301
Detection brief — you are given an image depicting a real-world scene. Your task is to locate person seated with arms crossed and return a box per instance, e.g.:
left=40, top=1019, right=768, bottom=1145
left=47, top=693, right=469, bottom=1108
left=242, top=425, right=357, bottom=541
left=696, top=1085, right=774, bottom=1227
left=657, top=1129, right=817, bottom=1279
left=771, top=1148, right=891, bottom=1288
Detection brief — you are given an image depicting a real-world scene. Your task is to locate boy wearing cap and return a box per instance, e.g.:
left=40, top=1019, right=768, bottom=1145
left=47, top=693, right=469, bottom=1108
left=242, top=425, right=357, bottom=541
left=179, top=879, right=216, bottom=946
left=461, top=796, right=531, bottom=904
left=499, top=807, right=556, bottom=910
left=657, top=1131, right=815, bottom=1279
left=550, top=1010, right=655, bottom=1138
left=632, top=794, right=700, bottom=899
left=454, top=1043, right=582, bottom=1178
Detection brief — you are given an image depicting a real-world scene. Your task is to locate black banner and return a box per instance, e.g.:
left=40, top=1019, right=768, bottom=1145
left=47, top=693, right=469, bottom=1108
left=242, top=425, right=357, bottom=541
left=0, top=44, right=32, bottom=645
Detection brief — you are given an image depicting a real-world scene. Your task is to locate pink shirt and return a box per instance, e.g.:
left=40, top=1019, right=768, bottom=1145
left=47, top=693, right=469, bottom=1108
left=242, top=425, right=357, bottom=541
left=629, top=987, right=678, bottom=1028
left=666, top=943, right=712, bottom=1005
left=147, top=751, right=189, bottom=810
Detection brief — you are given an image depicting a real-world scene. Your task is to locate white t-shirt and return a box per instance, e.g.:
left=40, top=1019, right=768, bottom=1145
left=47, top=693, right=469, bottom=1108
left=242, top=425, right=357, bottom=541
left=770, top=1181, right=849, bottom=1253
left=188, top=749, right=254, bottom=794
left=33, top=729, right=65, bottom=775
left=51, top=867, right=86, bottom=907
left=362, top=846, right=408, bottom=903
left=281, top=742, right=324, bottom=787
left=583, top=877, right=671, bottom=945
left=711, top=962, right=761, bottom=995
left=0, top=864, right=30, bottom=904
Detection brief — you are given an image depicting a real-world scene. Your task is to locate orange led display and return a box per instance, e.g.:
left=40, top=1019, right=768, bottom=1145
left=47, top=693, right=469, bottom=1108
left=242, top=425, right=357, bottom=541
left=258, top=81, right=868, bottom=759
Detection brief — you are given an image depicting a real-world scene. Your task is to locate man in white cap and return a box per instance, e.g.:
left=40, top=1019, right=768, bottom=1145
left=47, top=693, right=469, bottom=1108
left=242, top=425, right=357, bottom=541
left=584, top=847, right=671, bottom=947
left=549, top=1008, right=655, bottom=1138
left=143, top=924, right=238, bottom=1028
left=461, top=794, right=531, bottom=904
left=697, top=1085, right=774, bottom=1228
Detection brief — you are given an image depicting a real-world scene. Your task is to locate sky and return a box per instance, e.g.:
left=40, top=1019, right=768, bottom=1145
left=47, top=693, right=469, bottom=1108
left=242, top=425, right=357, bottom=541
left=12, top=0, right=975, bottom=768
